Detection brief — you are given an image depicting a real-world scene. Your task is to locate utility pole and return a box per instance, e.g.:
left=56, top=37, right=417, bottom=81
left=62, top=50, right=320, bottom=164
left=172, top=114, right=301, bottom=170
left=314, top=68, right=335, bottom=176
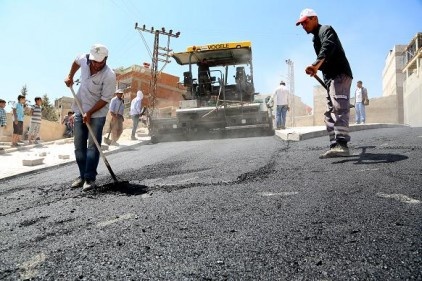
left=134, top=23, right=180, bottom=115
left=285, top=59, right=295, bottom=127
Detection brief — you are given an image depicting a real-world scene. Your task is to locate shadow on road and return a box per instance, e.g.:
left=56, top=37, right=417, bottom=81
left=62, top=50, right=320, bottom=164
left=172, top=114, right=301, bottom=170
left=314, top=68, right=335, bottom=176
left=332, top=145, right=409, bottom=164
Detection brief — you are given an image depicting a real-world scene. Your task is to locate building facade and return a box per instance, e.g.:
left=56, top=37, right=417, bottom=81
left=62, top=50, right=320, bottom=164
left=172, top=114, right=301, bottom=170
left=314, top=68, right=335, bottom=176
left=402, top=32, right=422, bottom=127
left=55, top=96, right=74, bottom=124
left=115, top=64, right=185, bottom=117
left=382, top=45, right=406, bottom=124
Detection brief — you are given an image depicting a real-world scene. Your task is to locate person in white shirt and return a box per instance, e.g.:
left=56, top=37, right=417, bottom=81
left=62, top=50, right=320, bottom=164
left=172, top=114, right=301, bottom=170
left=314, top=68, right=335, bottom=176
left=109, top=89, right=125, bottom=145
left=270, top=81, right=290, bottom=129
left=354, top=80, right=368, bottom=124
left=64, top=43, right=116, bottom=191
left=130, top=90, right=144, bottom=140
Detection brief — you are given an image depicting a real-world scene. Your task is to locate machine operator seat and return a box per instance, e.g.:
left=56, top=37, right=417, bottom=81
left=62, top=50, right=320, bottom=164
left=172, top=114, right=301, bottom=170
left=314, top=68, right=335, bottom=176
left=235, top=66, right=254, bottom=101
left=198, top=59, right=212, bottom=95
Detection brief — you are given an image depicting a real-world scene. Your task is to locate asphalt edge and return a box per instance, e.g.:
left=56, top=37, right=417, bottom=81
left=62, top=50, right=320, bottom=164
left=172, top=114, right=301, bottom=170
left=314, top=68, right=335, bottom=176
left=1, top=139, right=151, bottom=182
left=2, top=123, right=408, bottom=181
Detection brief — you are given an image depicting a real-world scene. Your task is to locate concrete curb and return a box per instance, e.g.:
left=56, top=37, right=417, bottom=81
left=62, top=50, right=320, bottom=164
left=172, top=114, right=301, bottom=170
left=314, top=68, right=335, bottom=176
left=1, top=138, right=151, bottom=182
left=275, top=123, right=407, bottom=141
left=1, top=138, right=74, bottom=154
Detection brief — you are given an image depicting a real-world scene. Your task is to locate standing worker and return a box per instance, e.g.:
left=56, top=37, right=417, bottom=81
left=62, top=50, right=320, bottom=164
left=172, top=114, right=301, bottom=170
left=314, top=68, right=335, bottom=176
left=296, top=8, right=353, bottom=158
left=270, top=81, right=290, bottom=130
left=130, top=90, right=143, bottom=140
left=64, top=44, right=116, bottom=191
left=354, top=81, right=369, bottom=124
left=109, top=89, right=125, bottom=146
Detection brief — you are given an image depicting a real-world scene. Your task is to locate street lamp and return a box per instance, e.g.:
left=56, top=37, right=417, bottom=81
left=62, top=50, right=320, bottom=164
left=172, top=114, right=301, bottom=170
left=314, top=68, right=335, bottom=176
left=285, top=59, right=295, bottom=127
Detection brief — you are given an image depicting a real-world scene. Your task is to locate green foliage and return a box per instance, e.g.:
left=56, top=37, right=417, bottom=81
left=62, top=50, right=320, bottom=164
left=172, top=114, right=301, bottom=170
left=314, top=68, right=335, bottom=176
left=21, top=85, right=28, bottom=96
left=41, top=94, right=58, bottom=122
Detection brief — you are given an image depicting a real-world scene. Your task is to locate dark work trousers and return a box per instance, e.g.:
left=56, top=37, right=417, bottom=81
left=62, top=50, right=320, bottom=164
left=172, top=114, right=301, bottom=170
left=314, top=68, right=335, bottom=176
left=324, top=74, right=352, bottom=146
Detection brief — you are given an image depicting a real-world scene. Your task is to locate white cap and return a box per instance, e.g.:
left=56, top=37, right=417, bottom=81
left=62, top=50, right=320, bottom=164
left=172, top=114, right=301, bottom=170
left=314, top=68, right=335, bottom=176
left=296, top=8, right=317, bottom=26
left=89, top=44, right=108, bottom=62
left=115, top=89, right=124, bottom=94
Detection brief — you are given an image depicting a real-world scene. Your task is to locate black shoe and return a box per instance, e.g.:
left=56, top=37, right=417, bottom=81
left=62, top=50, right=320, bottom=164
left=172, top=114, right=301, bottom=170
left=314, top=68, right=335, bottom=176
left=337, top=140, right=348, bottom=148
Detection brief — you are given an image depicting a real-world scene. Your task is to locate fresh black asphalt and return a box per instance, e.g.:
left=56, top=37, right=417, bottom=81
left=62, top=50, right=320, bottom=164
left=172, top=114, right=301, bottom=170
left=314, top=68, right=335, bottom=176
left=0, top=126, right=421, bottom=280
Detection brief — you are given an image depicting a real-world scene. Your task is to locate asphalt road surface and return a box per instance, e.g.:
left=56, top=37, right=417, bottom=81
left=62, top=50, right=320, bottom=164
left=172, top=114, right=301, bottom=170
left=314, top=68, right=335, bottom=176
left=1, top=127, right=421, bottom=280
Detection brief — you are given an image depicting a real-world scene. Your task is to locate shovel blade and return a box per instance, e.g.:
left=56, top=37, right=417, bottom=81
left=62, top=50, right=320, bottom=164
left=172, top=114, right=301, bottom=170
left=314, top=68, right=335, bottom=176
left=103, top=137, right=111, bottom=145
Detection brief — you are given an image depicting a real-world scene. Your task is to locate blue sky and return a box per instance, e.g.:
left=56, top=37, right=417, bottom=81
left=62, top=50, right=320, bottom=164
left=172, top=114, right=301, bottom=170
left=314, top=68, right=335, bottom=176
left=1, top=0, right=420, bottom=112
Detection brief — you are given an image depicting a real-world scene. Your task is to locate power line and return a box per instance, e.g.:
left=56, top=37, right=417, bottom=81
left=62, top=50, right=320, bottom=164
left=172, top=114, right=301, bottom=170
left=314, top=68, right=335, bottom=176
left=134, top=23, right=180, bottom=114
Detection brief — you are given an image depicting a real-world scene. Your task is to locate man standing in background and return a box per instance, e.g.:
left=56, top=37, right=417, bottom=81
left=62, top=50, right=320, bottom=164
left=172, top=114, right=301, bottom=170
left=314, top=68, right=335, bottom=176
left=270, top=81, right=290, bottom=130
left=109, top=89, right=125, bottom=146
left=130, top=90, right=143, bottom=140
left=354, top=81, right=368, bottom=124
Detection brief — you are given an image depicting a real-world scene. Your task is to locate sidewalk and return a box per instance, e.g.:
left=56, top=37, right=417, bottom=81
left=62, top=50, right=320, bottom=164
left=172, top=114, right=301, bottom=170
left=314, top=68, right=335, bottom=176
left=0, top=123, right=404, bottom=180
left=0, top=128, right=150, bottom=180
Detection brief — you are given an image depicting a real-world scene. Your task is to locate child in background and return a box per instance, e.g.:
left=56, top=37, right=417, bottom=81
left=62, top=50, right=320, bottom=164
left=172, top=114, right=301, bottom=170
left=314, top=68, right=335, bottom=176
left=0, top=99, right=7, bottom=140
left=28, top=97, right=42, bottom=144
left=12, top=95, right=26, bottom=147
left=62, top=111, right=74, bottom=137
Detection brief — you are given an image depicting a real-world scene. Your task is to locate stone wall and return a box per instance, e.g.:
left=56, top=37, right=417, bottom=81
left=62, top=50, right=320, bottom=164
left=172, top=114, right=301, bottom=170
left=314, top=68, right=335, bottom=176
left=294, top=115, right=314, bottom=127
left=1, top=113, right=67, bottom=142
left=358, top=95, right=399, bottom=124
left=0, top=112, right=141, bottom=142
left=293, top=84, right=402, bottom=127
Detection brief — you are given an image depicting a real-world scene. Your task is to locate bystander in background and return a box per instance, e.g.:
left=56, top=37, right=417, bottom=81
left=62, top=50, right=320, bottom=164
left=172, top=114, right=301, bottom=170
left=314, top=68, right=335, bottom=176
left=28, top=97, right=43, bottom=144
left=109, top=89, right=125, bottom=145
left=11, top=95, right=26, bottom=147
left=354, top=81, right=369, bottom=124
left=0, top=99, right=7, bottom=142
left=130, top=90, right=143, bottom=140
left=62, top=111, right=74, bottom=138
left=269, top=81, right=290, bottom=129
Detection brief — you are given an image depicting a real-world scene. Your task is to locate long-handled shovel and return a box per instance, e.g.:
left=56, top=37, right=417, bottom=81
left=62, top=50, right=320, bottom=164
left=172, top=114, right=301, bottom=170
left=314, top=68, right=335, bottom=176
left=314, top=73, right=327, bottom=90
left=314, top=74, right=354, bottom=108
left=103, top=122, right=112, bottom=145
left=69, top=86, right=119, bottom=184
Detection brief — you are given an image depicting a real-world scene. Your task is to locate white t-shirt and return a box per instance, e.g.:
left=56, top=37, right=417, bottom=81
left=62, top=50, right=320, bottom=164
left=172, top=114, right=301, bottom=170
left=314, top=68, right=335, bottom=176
left=72, top=54, right=116, bottom=118
left=130, top=91, right=144, bottom=116
left=355, top=88, right=363, bottom=103
left=272, top=84, right=289, bottom=106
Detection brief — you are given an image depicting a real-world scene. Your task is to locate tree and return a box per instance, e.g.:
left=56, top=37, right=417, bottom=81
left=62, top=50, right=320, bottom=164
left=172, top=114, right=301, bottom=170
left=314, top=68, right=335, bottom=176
left=21, top=85, right=28, bottom=97
left=41, top=94, right=58, bottom=122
